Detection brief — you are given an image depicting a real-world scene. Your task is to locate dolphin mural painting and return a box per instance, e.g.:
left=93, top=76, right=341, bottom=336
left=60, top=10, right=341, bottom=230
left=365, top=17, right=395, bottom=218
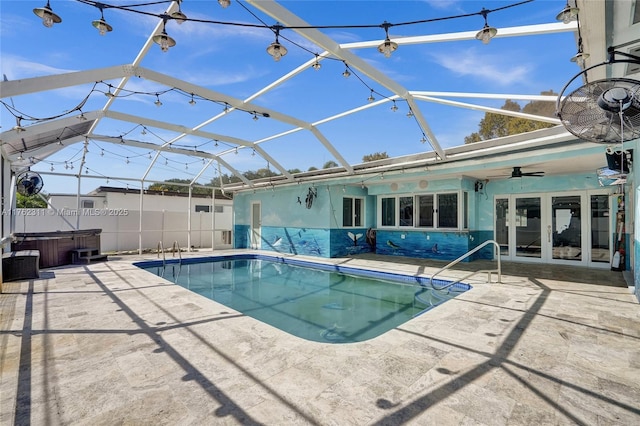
left=347, top=232, right=363, bottom=246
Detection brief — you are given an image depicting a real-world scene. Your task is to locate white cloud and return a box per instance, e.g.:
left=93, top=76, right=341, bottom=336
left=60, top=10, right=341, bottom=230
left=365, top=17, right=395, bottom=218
left=423, top=0, right=465, bottom=12
left=432, top=48, right=531, bottom=86
left=1, top=55, right=77, bottom=80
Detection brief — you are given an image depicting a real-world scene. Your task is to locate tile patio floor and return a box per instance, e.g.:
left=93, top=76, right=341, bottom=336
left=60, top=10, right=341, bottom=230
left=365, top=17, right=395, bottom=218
left=1, top=250, right=639, bottom=425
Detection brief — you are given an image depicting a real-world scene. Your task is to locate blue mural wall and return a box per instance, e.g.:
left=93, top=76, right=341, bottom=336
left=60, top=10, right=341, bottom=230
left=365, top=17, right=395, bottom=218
left=234, top=183, right=374, bottom=258
left=234, top=224, right=249, bottom=248
left=375, top=229, right=471, bottom=260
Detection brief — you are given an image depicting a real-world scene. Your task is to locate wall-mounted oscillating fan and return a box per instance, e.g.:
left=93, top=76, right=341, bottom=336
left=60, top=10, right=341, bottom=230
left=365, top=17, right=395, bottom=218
left=557, top=51, right=640, bottom=144
left=16, top=171, right=44, bottom=196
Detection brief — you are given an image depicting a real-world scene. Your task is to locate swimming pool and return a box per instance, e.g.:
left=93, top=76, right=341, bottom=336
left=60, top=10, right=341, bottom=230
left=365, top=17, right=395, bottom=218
left=136, top=255, right=471, bottom=343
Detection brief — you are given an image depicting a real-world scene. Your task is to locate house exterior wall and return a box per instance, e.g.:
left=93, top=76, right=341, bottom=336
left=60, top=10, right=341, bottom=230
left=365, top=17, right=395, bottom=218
left=234, top=183, right=375, bottom=257
left=233, top=156, right=627, bottom=270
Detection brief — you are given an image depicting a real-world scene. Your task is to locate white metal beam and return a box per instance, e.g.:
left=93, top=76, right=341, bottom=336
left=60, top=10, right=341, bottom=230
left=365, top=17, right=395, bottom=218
left=412, top=94, right=561, bottom=124
left=88, top=135, right=253, bottom=187
left=246, top=0, right=446, bottom=159
left=0, top=65, right=135, bottom=98
left=341, top=22, right=577, bottom=50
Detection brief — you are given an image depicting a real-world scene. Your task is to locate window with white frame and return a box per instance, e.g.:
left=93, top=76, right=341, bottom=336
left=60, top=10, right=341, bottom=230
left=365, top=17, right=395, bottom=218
left=342, top=197, right=363, bottom=227
left=195, top=205, right=210, bottom=212
left=379, top=192, right=468, bottom=230
left=81, top=199, right=94, bottom=209
left=214, top=205, right=224, bottom=213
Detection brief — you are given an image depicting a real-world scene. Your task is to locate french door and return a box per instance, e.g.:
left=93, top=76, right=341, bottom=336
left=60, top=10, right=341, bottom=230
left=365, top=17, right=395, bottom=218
left=495, top=191, right=611, bottom=267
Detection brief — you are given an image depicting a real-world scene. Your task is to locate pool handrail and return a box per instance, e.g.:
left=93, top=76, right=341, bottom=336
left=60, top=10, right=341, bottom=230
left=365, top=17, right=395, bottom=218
left=157, top=241, right=166, bottom=266
left=430, top=240, right=502, bottom=290
left=171, top=241, right=182, bottom=262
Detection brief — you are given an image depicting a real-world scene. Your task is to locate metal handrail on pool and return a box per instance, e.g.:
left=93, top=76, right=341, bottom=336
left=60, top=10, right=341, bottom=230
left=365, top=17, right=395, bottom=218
left=157, top=241, right=166, bottom=266
left=430, top=240, right=502, bottom=290
left=171, top=241, right=182, bottom=262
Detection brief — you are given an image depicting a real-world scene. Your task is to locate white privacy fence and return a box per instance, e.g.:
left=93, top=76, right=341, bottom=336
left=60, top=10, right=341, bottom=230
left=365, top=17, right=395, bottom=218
left=12, top=208, right=233, bottom=253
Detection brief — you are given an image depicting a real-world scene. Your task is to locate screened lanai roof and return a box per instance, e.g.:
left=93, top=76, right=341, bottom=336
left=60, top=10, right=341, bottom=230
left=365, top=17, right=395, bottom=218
left=0, top=0, right=637, bottom=194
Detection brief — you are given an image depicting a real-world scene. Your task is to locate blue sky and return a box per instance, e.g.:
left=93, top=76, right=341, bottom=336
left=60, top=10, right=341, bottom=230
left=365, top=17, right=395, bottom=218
left=0, top=0, right=580, bottom=194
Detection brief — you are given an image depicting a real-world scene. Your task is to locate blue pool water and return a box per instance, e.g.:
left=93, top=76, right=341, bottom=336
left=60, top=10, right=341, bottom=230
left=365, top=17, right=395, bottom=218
left=136, top=255, right=470, bottom=343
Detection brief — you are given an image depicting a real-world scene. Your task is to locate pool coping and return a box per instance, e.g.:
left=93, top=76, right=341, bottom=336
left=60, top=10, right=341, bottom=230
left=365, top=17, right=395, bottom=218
left=133, top=253, right=473, bottom=293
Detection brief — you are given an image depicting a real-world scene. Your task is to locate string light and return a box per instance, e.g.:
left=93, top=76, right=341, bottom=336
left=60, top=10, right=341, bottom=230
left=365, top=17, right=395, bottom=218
left=33, top=0, right=61, bottom=28
left=377, top=22, right=398, bottom=58
left=92, top=6, right=112, bottom=35
left=367, top=89, right=375, bottom=103
left=266, top=25, right=287, bottom=61
left=391, top=101, right=398, bottom=112
left=342, top=63, right=351, bottom=78
left=152, top=18, right=176, bottom=52
left=171, top=0, right=187, bottom=24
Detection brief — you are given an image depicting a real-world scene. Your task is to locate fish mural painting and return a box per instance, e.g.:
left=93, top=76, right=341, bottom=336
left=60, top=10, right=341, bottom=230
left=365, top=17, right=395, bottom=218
left=375, top=230, right=471, bottom=260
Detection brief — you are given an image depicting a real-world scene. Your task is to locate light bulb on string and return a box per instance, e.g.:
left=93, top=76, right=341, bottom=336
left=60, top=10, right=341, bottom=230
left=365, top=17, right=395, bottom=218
left=33, top=1, right=61, bottom=28
left=92, top=7, right=113, bottom=36
left=342, top=63, right=351, bottom=78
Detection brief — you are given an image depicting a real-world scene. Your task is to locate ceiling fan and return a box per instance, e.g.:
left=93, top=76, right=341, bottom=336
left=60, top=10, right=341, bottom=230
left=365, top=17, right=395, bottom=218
left=510, top=166, right=544, bottom=178
left=487, top=166, right=545, bottom=179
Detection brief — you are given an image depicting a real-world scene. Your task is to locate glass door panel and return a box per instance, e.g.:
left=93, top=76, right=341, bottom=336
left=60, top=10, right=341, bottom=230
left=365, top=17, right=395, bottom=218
left=590, top=195, right=610, bottom=263
left=515, top=197, right=542, bottom=258
left=552, top=195, right=581, bottom=261
left=495, top=198, right=509, bottom=256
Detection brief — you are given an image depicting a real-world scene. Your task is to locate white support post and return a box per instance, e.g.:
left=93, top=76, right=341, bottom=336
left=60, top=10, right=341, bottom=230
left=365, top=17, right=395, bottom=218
left=211, top=188, right=216, bottom=251
left=138, top=182, right=144, bottom=255
left=187, top=186, right=192, bottom=252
